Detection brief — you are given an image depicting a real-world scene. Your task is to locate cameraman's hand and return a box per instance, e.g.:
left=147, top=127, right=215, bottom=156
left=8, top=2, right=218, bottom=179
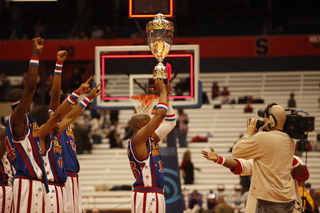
left=247, top=118, right=258, bottom=136
left=201, top=147, right=218, bottom=162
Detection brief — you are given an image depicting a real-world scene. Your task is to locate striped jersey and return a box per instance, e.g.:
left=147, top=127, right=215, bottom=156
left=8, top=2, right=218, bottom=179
left=58, top=125, right=80, bottom=174
left=0, top=154, right=14, bottom=186
left=5, top=114, right=49, bottom=192
left=128, top=136, right=164, bottom=189
left=42, top=135, right=67, bottom=184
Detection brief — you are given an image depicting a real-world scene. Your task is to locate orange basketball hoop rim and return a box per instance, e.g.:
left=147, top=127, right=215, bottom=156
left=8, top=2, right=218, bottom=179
left=131, top=94, right=159, bottom=114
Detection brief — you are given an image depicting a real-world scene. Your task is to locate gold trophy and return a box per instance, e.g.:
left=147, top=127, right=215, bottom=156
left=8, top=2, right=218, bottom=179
left=146, top=13, right=174, bottom=92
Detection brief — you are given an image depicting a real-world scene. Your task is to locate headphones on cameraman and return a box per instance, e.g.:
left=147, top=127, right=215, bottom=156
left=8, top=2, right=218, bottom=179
left=258, top=103, right=278, bottom=129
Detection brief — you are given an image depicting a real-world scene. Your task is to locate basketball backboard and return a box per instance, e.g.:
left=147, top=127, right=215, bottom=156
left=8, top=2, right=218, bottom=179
left=94, top=44, right=201, bottom=110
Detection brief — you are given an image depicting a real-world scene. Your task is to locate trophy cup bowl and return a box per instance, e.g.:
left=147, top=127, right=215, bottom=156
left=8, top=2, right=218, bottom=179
left=146, top=13, right=174, bottom=92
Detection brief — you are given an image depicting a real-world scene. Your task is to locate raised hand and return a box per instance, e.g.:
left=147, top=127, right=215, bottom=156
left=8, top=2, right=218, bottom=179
left=32, top=37, right=44, bottom=58
left=88, top=82, right=102, bottom=99
left=57, top=50, right=68, bottom=62
left=76, top=76, right=92, bottom=94
left=154, top=77, right=166, bottom=95
left=201, top=147, right=218, bottom=162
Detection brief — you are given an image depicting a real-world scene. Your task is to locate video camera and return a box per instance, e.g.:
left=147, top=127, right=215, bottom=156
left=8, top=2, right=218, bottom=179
left=282, top=109, right=315, bottom=139
left=254, top=103, right=315, bottom=139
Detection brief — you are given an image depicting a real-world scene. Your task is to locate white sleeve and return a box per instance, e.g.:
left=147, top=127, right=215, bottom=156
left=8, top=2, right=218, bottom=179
left=155, top=102, right=176, bottom=140
left=237, top=158, right=254, bottom=176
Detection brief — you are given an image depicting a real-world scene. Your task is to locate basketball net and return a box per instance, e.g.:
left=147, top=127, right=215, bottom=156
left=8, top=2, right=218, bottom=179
left=131, top=94, right=159, bottom=114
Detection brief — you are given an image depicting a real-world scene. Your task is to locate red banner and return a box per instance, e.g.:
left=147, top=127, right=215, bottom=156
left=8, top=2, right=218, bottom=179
left=0, top=35, right=319, bottom=61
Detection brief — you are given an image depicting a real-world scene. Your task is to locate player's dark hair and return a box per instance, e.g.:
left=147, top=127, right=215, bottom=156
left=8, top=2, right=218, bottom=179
left=8, top=89, right=24, bottom=110
left=28, top=105, right=50, bottom=127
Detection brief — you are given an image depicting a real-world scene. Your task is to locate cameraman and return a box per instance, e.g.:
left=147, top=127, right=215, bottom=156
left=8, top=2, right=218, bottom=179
left=232, top=104, right=295, bottom=212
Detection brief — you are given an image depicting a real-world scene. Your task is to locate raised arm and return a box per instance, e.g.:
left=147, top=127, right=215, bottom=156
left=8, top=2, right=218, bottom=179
left=54, top=82, right=101, bottom=137
left=133, top=78, right=167, bottom=156
left=40, top=77, right=92, bottom=138
left=202, top=147, right=238, bottom=170
left=0, top=125, right=6, bottom=159
left=49, top=50, right=68, bottom=112
left=152, top=97, right=176, bottom=144
left=11, top=37, right=43, bottom=138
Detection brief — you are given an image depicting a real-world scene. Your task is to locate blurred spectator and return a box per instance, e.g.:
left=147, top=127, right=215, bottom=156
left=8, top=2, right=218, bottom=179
left=225, top=184, right=243, bottom=208
left=0, top=72, right=12, bottom=101
left=298, top=181, right=315, bottom=213
left=288, top=92, right=296, bottom=108
left=244, top=100, right=253, bottom=113
left=295, top=139, right=312, bottom=154
left=180, top=150, right=200, bottom=185
left=91, top=25, right=103, bottom=39
left=175, top=87, right=185, bottom=101
left=305, top=182, right=315, bottom=196
left=175, top=78, right=187, bottom=92
left=90, top=114, right=102, bottom=144
left=312, top=189, right=320, bottom=213
left=176, top=109, right=188, bottom=147
left=221, top=86, right=230, bottom=104
left=9, top=29, right=20, bottom=40
left=211, top=196, right=234, bottom=213
left=10, top=5, right=22, bottom=30
left=16, top=72, right=27, bottom=89
left=69, top=68, right=82, bottom=92
left=75, top=30, right=88, bottom=40
left=91, top=208, right=100, bottom=213
left=106, top=118, right=122, bottom=148
left=192, top=133, right=212, bottom=143
left=121, top=119, right=133, bottom=141
left=211, top=82, right=220, bottom=99
left=34, top=20, right=46, bottom=38
left=188, top=190, right=203, bottom=212
left=130, top=31, right=141, bottom=39
left=1, top=116, right=5, bottom=125
left=206, top=190, right=217, bottom=211
left=110, top=109, right=119, bottom=122
left=202, top=92, right=209, bottom=104
left=216, top=184, right=227, bottom=202
left=102, top=26, right=116, bottom=40
left=184, top=197, right=201, bottom=213
left=22, top=33, right=28, bottom=40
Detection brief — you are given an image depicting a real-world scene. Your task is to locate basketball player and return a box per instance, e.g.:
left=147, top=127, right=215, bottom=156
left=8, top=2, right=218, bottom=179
left=128, top=78, right=176, bottom=213
left=47, top=52, right=95, bottom=213
left=5, top=37, right=50, bottom=213
left=202, top=147, right=309, bottom=212
left=29, top=80, right=101, bottom=213
left=0, top=124, right=14, bottom=213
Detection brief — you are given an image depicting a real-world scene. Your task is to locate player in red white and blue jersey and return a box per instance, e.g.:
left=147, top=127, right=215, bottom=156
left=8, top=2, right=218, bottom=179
left=0, top=124, right=14, bottom=213
left=128, top=78, right=176, bottom=213
left=5, top=37, right=51, bottom=213
left=47, top=50, right=97, bottom=213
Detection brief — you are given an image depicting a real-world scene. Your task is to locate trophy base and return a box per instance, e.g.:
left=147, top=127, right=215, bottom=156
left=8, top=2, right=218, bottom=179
left=148, top=78, right=171, bottom=93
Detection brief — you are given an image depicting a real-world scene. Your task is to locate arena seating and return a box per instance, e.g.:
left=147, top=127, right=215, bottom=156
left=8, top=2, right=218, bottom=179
left=78, top=70, right=320, bottom=211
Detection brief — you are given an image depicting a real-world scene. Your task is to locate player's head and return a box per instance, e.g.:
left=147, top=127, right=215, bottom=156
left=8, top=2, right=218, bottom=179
left=130, top=113, right=151, bottom=135
left=8, top=89, right=24, bottom=111
left=29, top=105, right=59, bottom=136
